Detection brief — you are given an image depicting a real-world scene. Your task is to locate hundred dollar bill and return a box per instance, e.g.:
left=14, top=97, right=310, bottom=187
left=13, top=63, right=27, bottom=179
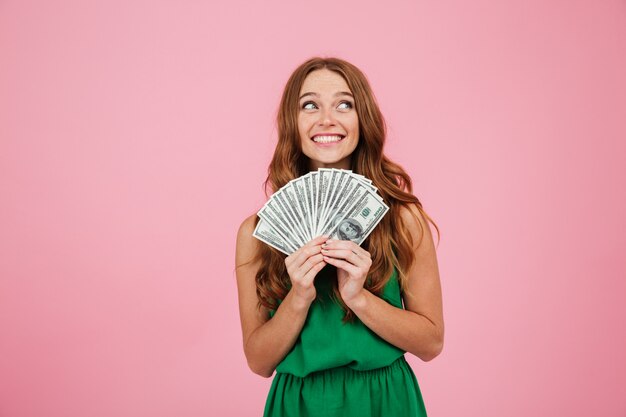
left=303, top=175, right=317, bottom=237
left=315, top=169, right=331, bottom=235
left=263, top=197, right=307, bottom=247
left=317, top=168, right=342, bottom=235
left=318, top=174, right=359, bottom=234
left=318, top=169, right=348, bottom=233
left=351, top=172, right=380, bottom=195
left=278, top=186, right=310, bottom=242
left=323, top=188, right=389, bottom=245
left=320, top=179, right=368, bottom=238
left=257, top=204, right=301, bottom=250
left=254, top=169, right=389, bottom=253
left=253, top=218, right=295, bottom=255
left=289, top=177, right=313, bottom=240
left=308, top=172, right=318, bottom=235
left=272, top=190, right=309, bottom=245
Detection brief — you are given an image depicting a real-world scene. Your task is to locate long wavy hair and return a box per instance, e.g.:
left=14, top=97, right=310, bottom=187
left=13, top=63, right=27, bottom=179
left=251, top=57, right=440, bottom=322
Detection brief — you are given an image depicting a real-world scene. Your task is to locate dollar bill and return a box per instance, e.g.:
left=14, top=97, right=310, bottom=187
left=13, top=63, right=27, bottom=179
left=253, top=218, right=295, bottom=255
left=273, top=189, right=309, bottom=245
left=309, top=172, right=318, bottom=234
left=323, top=188, right=389, bottom=245
left=257, top=203, right=302, bottom=250
left=253, top=169, right=389, bottom=253
left=318, top=174, right=360, bottom=234
left=263, top=197, right=307, bottom=247
left=289, top=177, right=313, bottom=240
left=316, top=169, right=331, bottom=234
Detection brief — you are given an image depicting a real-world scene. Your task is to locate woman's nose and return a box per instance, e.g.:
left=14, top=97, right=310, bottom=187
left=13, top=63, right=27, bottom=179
left=318, top=107, right=336, bottom=126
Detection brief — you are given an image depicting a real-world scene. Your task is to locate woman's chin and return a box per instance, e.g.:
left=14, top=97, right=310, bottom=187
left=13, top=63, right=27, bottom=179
left=306, top=154, right=352, bottom=170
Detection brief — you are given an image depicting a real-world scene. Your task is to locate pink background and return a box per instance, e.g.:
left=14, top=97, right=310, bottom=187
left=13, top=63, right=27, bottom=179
left=1, top=1, right=625, bottom=416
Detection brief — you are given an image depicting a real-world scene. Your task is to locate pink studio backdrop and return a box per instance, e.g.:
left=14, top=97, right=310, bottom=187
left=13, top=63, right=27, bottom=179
left=1, top=1, right=625, bottom=416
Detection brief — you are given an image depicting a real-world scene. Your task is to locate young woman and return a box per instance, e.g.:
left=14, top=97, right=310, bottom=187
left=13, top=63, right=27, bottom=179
left=235, top=57, right=444, bottom=417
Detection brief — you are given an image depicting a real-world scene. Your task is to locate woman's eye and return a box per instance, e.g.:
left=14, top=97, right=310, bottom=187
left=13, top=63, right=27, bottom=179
left=302, top=102, right=317, bottom=110
left=337, top=101, right=353, bottom=110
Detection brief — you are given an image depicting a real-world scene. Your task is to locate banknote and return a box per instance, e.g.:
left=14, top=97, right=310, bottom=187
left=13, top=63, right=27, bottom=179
left=252, top=218, right=295, bottom=255
left=253, top=169, right=389, bottom=254
left=325, top=189, right=389, bottom=245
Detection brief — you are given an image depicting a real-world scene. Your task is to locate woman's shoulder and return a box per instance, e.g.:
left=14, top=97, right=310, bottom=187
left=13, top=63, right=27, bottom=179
left=397, top=202, right=437, bottom=250
left=398, top=203, right=427, bottom=229
left=238, top=213, right=258, bottom=237
left=236, top=213, right=261, bottom=265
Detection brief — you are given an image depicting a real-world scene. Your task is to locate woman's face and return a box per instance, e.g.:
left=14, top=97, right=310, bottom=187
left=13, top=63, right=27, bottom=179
left=298, top=69, right=359, bottom=170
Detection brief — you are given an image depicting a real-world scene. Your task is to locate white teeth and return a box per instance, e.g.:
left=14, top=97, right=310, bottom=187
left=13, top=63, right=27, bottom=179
left=313, top=135, right=343, bottom=143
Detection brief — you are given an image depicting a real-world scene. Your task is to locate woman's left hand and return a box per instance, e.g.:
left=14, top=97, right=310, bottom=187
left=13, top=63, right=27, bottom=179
left=321, top=238, right=372, bottom=306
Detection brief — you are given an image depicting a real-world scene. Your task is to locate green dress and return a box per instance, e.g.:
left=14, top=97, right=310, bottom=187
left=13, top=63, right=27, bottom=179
left=264, top=266, right=428, bottom=417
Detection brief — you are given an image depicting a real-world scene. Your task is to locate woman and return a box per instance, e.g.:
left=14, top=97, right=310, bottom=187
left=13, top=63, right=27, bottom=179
left=235, top=57, right=444, bottom=417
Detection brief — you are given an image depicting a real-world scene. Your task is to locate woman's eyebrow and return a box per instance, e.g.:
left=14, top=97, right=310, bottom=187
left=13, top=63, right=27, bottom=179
left=299, top=92, right=318, bottom=100
left=299, top=91, right=354, bottom=100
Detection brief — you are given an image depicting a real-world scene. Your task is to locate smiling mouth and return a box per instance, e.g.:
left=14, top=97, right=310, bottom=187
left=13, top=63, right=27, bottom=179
left=312, top=135, right=345, bottom=144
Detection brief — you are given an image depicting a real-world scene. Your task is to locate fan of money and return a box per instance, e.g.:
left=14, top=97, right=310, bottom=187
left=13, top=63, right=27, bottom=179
left=253, top=168, right=389, bottom=255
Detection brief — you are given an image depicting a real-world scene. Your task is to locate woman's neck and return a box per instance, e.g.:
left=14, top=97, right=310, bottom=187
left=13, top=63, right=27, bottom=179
left=309, top=157, right=352, bottom=171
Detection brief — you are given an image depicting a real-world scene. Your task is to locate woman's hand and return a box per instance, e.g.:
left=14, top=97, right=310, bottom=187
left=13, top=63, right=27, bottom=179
left=320, top=239, right=372, bottom=306
left=284, top=235, right=328, bottom=306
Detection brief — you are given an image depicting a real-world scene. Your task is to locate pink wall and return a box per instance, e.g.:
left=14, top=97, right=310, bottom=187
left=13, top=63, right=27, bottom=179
left=1, top=1, right=625, bottom=416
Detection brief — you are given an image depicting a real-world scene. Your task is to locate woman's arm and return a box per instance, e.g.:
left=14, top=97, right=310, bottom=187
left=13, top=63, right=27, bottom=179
left=235, top=215, right=326, bottom=377
left=322, top=204, right=444, bottom=361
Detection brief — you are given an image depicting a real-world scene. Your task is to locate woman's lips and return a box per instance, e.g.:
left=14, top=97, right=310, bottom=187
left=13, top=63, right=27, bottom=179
left=311, top=134, right=345, bottom=144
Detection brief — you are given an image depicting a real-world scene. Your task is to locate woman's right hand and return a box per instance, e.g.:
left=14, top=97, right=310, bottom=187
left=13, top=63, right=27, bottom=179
left=284, top=235, right=329, bottom=305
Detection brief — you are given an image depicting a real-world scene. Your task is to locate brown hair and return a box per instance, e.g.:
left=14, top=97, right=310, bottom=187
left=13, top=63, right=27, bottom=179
left=250, top=57, right=439, bottom=321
